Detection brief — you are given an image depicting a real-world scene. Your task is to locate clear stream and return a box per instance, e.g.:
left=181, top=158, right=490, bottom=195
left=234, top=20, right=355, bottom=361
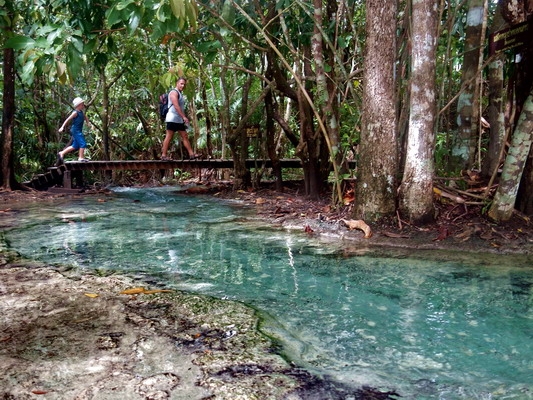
left=3, top=187, right=532, bottom=399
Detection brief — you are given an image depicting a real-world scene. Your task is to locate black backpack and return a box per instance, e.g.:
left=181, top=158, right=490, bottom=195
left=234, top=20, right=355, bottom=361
left=159, top=89, right=178, bottom=121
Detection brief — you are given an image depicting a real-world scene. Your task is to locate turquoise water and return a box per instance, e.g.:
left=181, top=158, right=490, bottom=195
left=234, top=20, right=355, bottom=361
left=3, top=187, right=533, bottom=399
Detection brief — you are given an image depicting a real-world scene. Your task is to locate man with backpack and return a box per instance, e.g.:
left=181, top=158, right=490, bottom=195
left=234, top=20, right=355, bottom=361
left=161, top=77, right=199, bottom=160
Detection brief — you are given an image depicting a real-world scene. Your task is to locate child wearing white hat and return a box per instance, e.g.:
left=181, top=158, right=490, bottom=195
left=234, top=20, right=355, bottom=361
left=56, top=97, right=92, bottom=164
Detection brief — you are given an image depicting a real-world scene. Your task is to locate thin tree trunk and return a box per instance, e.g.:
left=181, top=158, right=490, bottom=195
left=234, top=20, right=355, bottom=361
left=1, top=45, right=16, bottom=190
left=354, top=0, right=398, bottom=221
left=399, top=0, right=438, bottom=224
left=488, top=83, right=533, bottom=222
left=101, top=71, right=110, bottom=161
left=482, top=1, right=508, bottom=178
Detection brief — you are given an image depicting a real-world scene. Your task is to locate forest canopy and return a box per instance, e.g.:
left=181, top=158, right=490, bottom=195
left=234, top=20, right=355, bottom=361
left=1, top=0, right=533, bottom=224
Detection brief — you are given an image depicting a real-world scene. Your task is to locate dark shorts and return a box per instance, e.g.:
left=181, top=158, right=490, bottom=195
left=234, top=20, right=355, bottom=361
left=166, top=122, right=186, bottom=132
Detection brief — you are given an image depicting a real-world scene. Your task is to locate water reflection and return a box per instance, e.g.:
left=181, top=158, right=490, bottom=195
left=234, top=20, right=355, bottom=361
left=3, top=187, right=533, bottom=399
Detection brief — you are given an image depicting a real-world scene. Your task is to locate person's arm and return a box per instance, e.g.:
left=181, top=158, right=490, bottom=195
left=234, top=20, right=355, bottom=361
left=58, top=110, right=77, bottom=133
left=170, top=90, right=189, bottom=125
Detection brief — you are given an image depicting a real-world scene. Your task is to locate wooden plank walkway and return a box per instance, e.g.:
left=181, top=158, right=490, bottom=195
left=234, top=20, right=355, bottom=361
left=61, top=158, right=305, bottom=171
left=25, top=158, right=356, bottom=191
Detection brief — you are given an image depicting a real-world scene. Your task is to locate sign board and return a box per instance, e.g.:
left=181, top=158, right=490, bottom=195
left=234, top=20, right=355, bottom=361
left=489, top=20, right=532, bottom=55
left=246, top=126, right=259, bottom=138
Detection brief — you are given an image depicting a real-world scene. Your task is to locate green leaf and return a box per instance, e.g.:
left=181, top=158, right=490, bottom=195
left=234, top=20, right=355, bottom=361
left=221, top=0, right=235, bottom=25
left=20, top=59, right=35, bottom=84
left=5, top=35, right=35, bottom=50
left=71, top=36, right=84, bottom=53
left=203, top=51, right=217, bottom=64
left=170, top=0, right=184, bottom=19
left=116, top=0, right=135, bottom=11
left=67, top=43, right=82, bottom=79
left=155, top=4, right=168, bottom=22
left=55, top=60, right=66, bottom=78
left=128, top=9, right=142, bottom=34
left=106, top=4, right=125, bottom=27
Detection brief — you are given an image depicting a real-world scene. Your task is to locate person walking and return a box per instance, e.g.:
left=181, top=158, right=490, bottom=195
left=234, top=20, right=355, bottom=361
left=56, top=97, right=92, bottom=164
left=161, top=77, right=199, bottom=160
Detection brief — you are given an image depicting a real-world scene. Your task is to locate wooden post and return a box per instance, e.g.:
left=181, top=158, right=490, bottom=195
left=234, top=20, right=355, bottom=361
left=63, top=170, right=72, bottom=189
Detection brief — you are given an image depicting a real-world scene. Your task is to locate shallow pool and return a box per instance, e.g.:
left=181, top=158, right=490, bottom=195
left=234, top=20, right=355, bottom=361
left=3, top=187, right=532, bottom=399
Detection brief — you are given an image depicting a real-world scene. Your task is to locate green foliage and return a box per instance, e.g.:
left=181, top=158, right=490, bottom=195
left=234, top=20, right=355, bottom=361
left=3, top=0, right=504, bottom=197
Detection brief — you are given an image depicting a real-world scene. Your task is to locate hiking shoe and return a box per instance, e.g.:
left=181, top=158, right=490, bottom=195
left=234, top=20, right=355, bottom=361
left=55, top=153, right=64, bottom=166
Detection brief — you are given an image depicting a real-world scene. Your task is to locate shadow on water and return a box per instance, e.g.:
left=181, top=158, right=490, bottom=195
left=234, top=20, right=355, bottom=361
left=3, top=186, right=533, bottom=399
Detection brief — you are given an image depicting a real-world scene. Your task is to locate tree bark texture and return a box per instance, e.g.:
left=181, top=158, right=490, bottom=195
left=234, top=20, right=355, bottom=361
left=1, top=46, right=16, bottom=190
left=354, top=0, right=398, bottom=221
left=452, top=0, right=487, bottom=171
left=482, top=1, right=508, bottom=178
left=399, top=0, right=438, bottom=224
left=488, top=83, right=533, bottom=222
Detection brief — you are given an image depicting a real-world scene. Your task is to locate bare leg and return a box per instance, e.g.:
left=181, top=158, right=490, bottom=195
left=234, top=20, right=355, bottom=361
left=59, top=146, right=75, bottom=158
left=78, top=148, right=85, bottom=159
left=161, top=130, right=174, bottom=158
left=179, top=130, right=195, bottom=157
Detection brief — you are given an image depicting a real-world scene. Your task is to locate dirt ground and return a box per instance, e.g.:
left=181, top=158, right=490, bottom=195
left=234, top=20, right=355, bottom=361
left=205, top=180, right=533, bottom=256
left=0, top=182, right=532, bottom=400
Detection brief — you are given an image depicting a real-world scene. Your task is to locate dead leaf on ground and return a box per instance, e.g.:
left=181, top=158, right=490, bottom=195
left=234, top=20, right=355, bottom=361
left=120, top=287, right=146, bottom=295
left=120, top=287, right=174, bottom=295
left=84, top=293, right=99, bottom=298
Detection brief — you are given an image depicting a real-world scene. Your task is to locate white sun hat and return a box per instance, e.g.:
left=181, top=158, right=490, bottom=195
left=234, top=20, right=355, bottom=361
left=72, top=97, right=85, bottom=107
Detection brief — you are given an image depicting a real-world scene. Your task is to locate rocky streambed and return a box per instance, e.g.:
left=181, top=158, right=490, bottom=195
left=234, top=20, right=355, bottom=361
left=0, top=242, right=397, bottom=400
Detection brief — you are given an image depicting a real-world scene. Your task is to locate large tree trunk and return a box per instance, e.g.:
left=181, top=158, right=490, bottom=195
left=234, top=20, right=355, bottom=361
left=398, top=0, right=438, bottom=224
left=452, top=0, right=487, bottom=170
left=488, top=83, right=533, bottom=222
left=354, top=0, right=398, bottom=221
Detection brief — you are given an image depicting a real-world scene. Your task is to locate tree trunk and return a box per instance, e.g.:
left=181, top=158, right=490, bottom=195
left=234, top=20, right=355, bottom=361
left=201, top=84, right=213, bottom=158
left=481, top=1, right=508, bottom=178
left=313, top=0, right=342, bottom=201
left=1, top=44, right=17, bottom=190
left=264, top=86, right=283, bottom=191
left=354, top=0, right=398, bottom=221
left=452, top=0, right=487, bottom=171
left=399, top=0, right=438, bottom=224
left=101, top=71, right=111, bottom=161
left=296, top=46, right=325, bottom=199
left=488, top=83, right=533, bottom=222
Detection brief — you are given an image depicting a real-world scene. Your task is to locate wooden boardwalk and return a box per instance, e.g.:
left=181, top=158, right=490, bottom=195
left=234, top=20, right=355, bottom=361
left=25, top=158, right=356, bottom=191
left=61, top=158, right=304, bottom=171
left=24, top=158, right=295, bottom=191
